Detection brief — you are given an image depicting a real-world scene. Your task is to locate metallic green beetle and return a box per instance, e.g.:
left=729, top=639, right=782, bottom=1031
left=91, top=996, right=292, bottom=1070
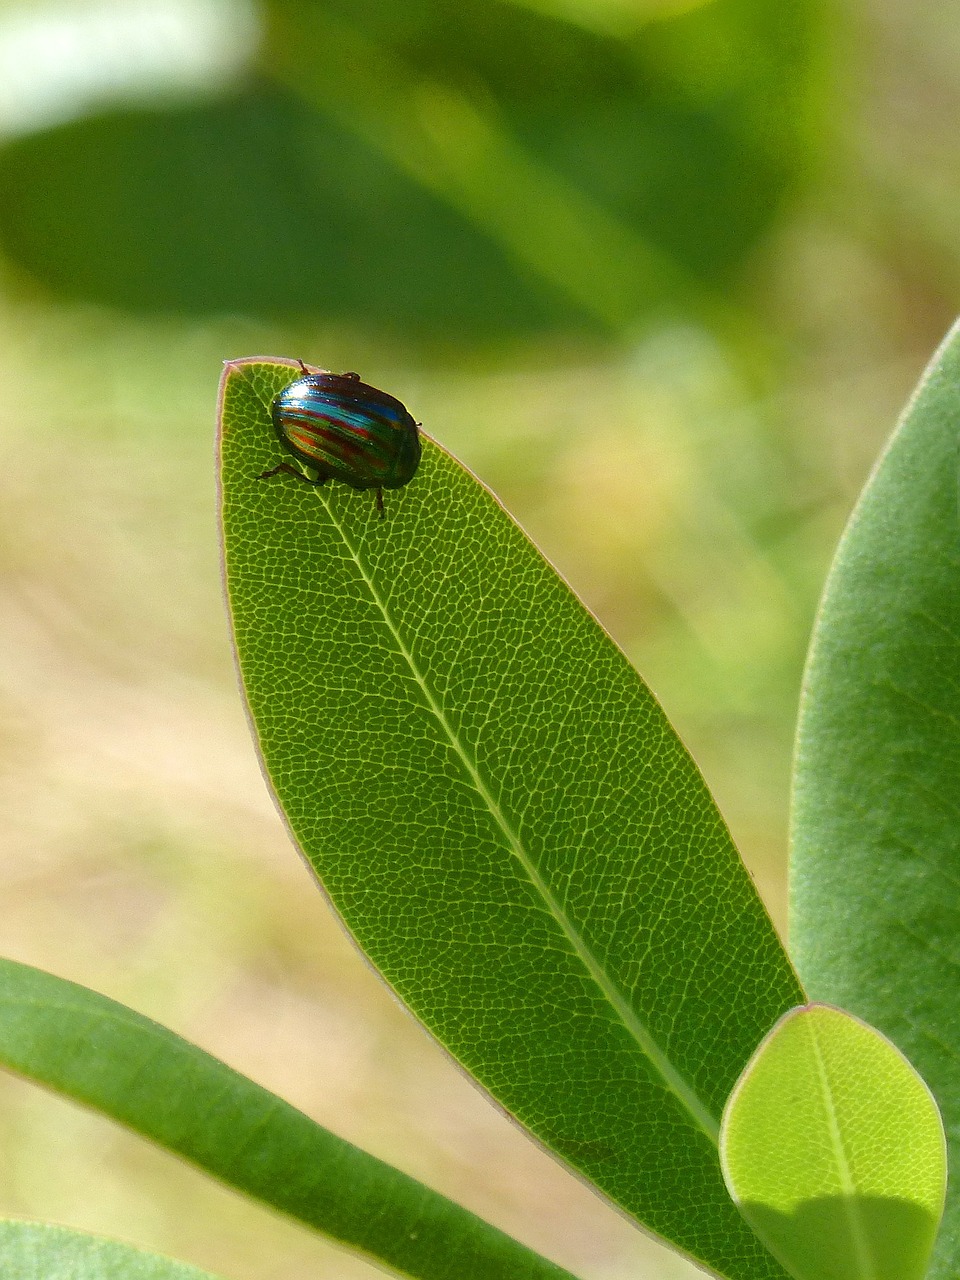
left=259, top=364, right=421, bottom=517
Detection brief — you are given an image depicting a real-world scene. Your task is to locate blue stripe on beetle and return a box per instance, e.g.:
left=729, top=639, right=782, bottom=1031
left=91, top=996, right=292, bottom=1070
left=258, top=362, right=422, bottom=518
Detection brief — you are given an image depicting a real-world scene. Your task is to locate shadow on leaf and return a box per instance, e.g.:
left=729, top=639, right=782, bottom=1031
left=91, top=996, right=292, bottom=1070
left=740, top=1195, right=939, bottom=1280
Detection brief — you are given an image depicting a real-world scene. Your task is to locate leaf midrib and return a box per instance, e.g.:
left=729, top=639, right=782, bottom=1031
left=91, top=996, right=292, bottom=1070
left=317, top=485, right=720, bottom=1146
left=808, top=1016, right=877, bottom=1280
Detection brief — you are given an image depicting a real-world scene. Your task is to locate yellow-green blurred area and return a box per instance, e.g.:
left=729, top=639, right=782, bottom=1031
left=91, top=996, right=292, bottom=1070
left=0, top=0, right=954, bottom=1276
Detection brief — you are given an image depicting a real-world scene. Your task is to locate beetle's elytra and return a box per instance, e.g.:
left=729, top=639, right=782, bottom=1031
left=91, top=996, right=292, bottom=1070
left=258, top=363, right=421, bottom=518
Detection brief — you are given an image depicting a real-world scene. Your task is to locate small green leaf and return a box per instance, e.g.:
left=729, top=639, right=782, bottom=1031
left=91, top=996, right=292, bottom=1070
left=791, top=319, right=960, bottom=1275
left=219, top=357, right=804, bottom=1280
left=0, top=958, right=575, bottom=1280
left=720, top=1004, right=946, bottom=1280
left=0, top=1220, right=223, bottom=1279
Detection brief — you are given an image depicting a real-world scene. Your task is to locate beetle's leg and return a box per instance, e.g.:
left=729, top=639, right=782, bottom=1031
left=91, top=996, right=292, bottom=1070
left=297, top=359, right=309, bottom=375
left=257, top=463, right=327, bottom=486
left=376, top=487, right=385, bottom=518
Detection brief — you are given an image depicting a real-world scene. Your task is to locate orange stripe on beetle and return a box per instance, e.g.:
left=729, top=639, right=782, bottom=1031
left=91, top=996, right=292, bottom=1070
left=257, top=365, right=422, bottom=519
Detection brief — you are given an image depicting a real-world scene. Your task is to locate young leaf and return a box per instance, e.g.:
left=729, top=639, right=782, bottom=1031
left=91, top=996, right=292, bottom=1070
left=0, top=1220, right=223, bottom=1279
left=791, top=320, right=960, bottom=1275
left=218, top=357, right=804, bottom=1280
left=720, top=1004, right=946, bottom=1280
left=0, top=958, right=574, bottom=1280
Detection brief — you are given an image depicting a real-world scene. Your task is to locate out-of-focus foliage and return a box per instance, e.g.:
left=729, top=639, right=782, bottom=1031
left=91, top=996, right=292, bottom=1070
left=0, top=0, right=826, bottom=339
left=0, top=1220, right=225, bottom=1280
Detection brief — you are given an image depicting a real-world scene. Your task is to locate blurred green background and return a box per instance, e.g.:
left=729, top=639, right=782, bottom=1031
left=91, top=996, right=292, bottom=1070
left=0, top=0, right=954, bottom=1276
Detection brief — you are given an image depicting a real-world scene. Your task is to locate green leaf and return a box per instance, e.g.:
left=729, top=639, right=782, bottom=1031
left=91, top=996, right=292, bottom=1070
left=0, top=957, right=575, bottom=1280
left=720, top=1004, right=946, bottom=1280
left=0, top=1220, right=223, bottom=1279
left=0, top=0, right=828, bottom=340
left=0, top=87, right=586, bottom=341
left=790, top=320, right=960, bottom=1277
left=218, top=356, right=804, bottom=1280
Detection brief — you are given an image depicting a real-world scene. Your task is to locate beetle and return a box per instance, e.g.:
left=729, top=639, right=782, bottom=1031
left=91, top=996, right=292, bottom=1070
left=258, top=363, right=421, bottom=518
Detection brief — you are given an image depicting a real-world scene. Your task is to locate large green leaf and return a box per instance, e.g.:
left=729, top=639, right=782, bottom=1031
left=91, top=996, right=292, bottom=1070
left=720, top=1005, right=946, bottom=1280
left=791, top=319, right=960, bottom=1277
left=0, top=1221, right=222, bottom=1279
left=218, top=356, right=804, bottom=1280
left=0, top=958, right=573, bottom=1280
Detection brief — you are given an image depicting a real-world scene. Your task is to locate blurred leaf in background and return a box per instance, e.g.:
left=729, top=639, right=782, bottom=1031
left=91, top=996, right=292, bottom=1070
left=0, top=0, right=828, bottom=340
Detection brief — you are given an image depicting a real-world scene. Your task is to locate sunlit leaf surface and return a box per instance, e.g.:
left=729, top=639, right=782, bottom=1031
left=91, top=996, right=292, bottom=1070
left=721, top=1004, right=946, bottom=1280
left=219, top=356, right=803, bottom=1280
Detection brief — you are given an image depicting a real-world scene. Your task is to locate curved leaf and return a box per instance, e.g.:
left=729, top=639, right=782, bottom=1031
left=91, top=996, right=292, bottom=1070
left=0, top=1220, right=222, bottom=1279
left=0, top=958, right=574, bottom=1280
left=791, top=320, right=960, bottom=1277
left=218, top=356, right=804, bottom=1280
left=720, top=1004, right=946, bottom=1280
